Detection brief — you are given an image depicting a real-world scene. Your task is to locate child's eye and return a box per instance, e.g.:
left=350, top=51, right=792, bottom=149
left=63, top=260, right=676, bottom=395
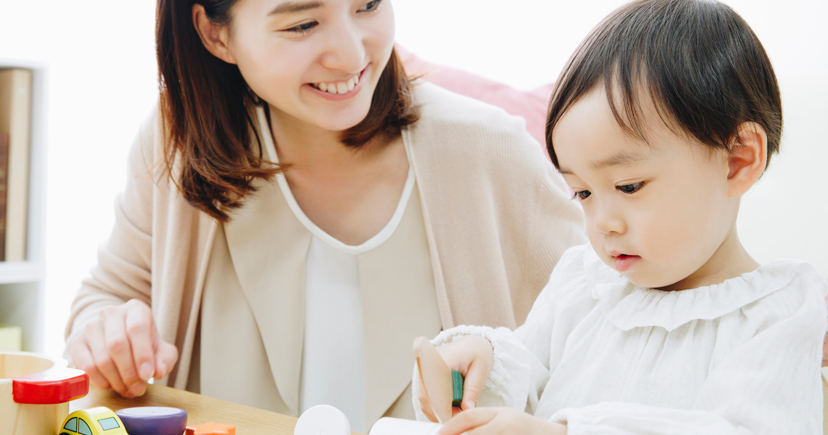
left=284, top=21, right=318, bottom=34
left=572, top=190, right=591, bottom=201
left=358, top=0, right=383, bottom=12
left=617, top=182, right=645, bottom=194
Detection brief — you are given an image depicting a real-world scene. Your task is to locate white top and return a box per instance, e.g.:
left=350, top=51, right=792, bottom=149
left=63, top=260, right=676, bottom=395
left=415, top=244, right=828, bottom=434
left=262, top=118, right=415, bottom=433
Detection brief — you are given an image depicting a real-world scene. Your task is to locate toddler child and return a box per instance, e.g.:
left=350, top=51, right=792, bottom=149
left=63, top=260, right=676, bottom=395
left=414, top=0, right=828, bottom=433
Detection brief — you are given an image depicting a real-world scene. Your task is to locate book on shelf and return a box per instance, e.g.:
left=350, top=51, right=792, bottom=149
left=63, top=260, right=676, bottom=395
left=0, top=132, right=7, bottom=260
left=0, top=68, right=32, bottom=262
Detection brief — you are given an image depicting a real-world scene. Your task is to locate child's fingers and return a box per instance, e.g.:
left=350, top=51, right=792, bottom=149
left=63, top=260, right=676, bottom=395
left=418, top=390, right=439, bottom=422
left=437, top=408, right=496, bottom=435
left=460, top=360, right=489, bottom=410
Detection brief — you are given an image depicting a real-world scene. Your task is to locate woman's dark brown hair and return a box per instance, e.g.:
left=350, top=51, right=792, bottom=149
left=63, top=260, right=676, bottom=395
left=156, top=0, right=419, bottom=222
left=546, top=0, right=782, bottom=170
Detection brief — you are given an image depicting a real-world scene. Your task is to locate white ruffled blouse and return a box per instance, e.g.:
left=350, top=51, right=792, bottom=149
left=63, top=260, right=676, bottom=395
left=416, top=244, right=828, bottom=434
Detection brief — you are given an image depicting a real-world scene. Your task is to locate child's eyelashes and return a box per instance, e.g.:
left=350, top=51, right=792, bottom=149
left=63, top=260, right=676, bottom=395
left=570, top=182, right=645, bottom=201
left=616, top=181, right=646, bottom=194
left=572, top=190, right=592, bottom=201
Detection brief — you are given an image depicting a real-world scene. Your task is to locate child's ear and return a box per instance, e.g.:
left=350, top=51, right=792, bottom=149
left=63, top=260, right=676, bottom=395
left=726, top=122, right=768, bottom=197
left=192, top=4, right=237, bottom=65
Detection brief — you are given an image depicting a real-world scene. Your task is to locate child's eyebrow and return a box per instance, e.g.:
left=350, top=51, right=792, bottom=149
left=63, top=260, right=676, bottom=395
left=557, top=151, right=650, bottom=176
left=592, top=151, right=649, bottom=169
left=558, top=151, right=650, bottom=175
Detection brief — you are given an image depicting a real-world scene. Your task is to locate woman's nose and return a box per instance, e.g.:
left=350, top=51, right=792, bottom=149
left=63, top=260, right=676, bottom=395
left=592, top=203, right=626, bottom=235
left=320, top=22, right=366, bottom=73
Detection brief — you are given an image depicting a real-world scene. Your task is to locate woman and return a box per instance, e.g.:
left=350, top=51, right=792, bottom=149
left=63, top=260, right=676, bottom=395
left=64, top=0, right=585, bottom=431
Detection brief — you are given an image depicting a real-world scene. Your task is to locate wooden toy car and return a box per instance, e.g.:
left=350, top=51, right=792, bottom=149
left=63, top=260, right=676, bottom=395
left=60, top=407, right=128, bottom=435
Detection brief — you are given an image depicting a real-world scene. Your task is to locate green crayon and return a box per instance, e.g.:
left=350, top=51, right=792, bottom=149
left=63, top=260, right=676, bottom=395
left=451, top=370, right=464, bottom=408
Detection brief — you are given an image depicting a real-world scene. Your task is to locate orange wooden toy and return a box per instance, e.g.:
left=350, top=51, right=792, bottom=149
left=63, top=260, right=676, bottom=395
left=185, top=422, right=236, bottom=435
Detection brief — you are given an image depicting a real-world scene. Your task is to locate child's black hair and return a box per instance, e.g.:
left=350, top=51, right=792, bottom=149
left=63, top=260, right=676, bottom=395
left=546, top=0, right=782, bottom=169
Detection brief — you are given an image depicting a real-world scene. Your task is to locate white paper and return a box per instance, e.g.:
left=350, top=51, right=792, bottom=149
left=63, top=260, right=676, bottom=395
left=369, top=418, right=442, bottom=435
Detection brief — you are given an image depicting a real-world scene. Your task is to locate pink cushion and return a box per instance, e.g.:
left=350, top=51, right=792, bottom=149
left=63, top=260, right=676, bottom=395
left=398, top=46, right=552, bottom=149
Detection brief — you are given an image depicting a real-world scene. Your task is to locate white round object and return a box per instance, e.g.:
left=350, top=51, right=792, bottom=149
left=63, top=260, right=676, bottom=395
left=294, top=405, right=351, bottom=435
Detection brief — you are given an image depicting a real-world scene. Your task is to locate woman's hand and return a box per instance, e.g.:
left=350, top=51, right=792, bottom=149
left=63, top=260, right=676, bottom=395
left=67, top=299, right=178, bottom=398
left=438, top=407, right=567, bottom=435
left=418, top=335, right=494, bottom=422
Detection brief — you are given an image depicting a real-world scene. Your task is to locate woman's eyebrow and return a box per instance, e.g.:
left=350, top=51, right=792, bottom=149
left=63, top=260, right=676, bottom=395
left=268, top=1, right=323, bottom=15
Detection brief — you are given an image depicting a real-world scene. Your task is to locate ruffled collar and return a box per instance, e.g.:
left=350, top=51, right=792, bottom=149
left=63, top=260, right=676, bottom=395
left=582, top=249, right=799, bottom=332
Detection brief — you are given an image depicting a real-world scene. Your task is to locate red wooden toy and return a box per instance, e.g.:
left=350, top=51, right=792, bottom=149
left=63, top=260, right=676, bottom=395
left=1, top=351, right=90, bottom=435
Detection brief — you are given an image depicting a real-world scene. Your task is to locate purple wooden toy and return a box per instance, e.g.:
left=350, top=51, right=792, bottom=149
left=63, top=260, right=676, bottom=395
left=115, top=406, right=188, bottom=435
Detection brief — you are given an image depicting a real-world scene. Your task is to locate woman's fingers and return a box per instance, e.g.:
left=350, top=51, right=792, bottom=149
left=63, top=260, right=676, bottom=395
left=68, top=327, right=111, bottom=390
left=125, top=300, right=157, bottom=383
left=101, top=304, right=145, bottom=397
left=84, top=315, right=132, bottom=397
left=66, top=299, right=179, bottom=398
left=154, top=339, right=179, bottom=380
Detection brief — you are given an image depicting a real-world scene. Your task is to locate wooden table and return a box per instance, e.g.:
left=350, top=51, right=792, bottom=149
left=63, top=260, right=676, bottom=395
left=72, top=384, right=366, bottom=435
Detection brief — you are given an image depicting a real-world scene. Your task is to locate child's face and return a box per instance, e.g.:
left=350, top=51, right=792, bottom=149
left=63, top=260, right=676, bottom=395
left=552, top=87, right=740, bottom=290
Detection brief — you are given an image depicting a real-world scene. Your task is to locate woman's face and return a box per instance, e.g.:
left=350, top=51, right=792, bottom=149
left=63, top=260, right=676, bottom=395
left=224, top=0, right=395, bottom=133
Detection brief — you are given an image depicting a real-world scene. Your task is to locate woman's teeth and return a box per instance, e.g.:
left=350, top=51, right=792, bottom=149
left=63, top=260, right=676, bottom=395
left=312, top=74, right=360, bottom=94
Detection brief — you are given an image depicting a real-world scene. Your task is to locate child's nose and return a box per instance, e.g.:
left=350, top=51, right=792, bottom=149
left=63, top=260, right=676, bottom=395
left=593, top=205, right=626, bottom=235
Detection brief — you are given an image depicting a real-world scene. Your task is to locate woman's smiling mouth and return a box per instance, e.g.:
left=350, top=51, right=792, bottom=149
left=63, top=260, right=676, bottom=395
left=310, top=72, right=361, bottom=94
left=307, top=68, right=367, bottom=100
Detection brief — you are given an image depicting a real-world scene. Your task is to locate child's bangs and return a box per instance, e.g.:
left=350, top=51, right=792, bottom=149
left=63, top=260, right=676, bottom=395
left=546, top=0, right=782, bottom=170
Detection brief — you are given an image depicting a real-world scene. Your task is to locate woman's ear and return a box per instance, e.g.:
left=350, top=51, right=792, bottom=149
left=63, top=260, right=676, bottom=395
left=192, top=4, right=236, bottom=64
left=726, top=122, right=768, bottom=197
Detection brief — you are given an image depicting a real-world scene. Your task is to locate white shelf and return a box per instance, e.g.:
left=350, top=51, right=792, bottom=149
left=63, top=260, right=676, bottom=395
left=0, top=59, right=48, bottom=352
left=0, top=262, right=45, bottom=284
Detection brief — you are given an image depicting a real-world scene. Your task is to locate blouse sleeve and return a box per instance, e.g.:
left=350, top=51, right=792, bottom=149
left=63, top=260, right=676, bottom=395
left=412, top=247, right=594, bottom=419
left=64, top=110, right=159, bottom=348
left=551, top=274, right=828, bottom=435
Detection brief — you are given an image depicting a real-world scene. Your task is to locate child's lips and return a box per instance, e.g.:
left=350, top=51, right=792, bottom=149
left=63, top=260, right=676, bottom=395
left=613, top=254, right=641, bottom=272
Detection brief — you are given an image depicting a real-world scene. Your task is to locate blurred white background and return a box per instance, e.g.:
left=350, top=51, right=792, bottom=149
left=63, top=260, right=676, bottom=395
left=0, top=0, right=825, bottom=357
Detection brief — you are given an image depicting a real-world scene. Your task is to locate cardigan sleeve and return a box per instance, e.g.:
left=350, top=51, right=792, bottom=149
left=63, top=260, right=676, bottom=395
left=64, top=110, right=159, bottom=348
left=517, top=157, right=587, bottom=325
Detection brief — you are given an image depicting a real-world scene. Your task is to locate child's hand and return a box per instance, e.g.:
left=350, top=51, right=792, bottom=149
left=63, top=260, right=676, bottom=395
left=437, top=407, right=568, bottom=435
left=418, top=335, right=494, bottom=422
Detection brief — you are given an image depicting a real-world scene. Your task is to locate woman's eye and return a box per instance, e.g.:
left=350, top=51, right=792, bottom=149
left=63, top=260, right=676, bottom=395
left=617, top=182, right=645, bottom=194
left=572, top=190, right=591, bottom=201
left=358, top=0, right=383, bottom=12
left=285, top=21, right=318, bottom=34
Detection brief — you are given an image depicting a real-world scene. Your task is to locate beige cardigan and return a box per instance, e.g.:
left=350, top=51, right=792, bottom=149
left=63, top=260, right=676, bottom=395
left=65, top=82, right=586, bottom=395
